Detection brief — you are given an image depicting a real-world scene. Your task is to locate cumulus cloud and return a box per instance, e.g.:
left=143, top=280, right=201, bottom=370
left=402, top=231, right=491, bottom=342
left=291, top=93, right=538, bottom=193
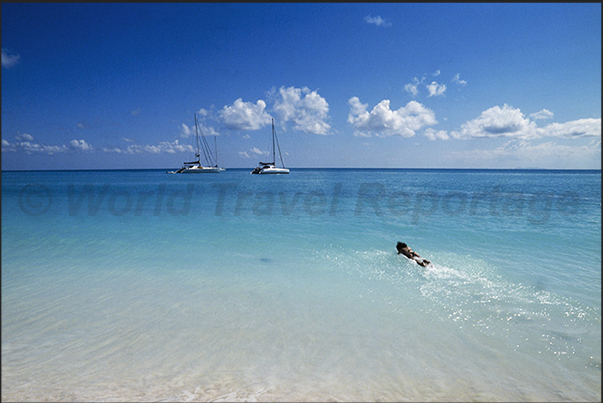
left=2, top=133, right=95, bottom=154
left=197, top=108, right=211, bottom=117
left=452, top=73, right=467, bottom=86
left=451, top=104, right=542, bottom=140
left=220, top=98, right=272, bottom=131
left=1, top=139, right=16, bottom=152
left=543, top=118, right=601, bottom=138
left=21, top=142, right=69, bottom=154
left=237, top=147, right=268, bottom=159
left=2, top=138, right=68, bottom=155
left=347, top=97, right=438, bottom=137
left=15, top=132, right=34, bottom=141
left=69, top=139, right=93, bottom=151
left=530, top=109, right=554, bottom=120
left=179, top=123, right=194, bottom=138
left=180, top=118, right=221, bottom=139
left=364, top=15, right=392, bottom=27
left=447, top=139, right=601, bottom=169
left=273, top=86, right=331, bottom=135
left=2, top=49, right=20, bottom=68
left=2, top=130, right=202, bottom=156
left=426, top=81, right=446, bottom=97
left=103, top=140, right=193, bottom=154
left=250, top=147, right=269, bottom=156
left=404, top=83, right=419, bottom=97
left=451, top=104, right=601, bottom=140
left=423, top=128, right=450, bottom=141
left=202, top=125, right=220, bottom=136
left=404, top=76, right=426, bottom=97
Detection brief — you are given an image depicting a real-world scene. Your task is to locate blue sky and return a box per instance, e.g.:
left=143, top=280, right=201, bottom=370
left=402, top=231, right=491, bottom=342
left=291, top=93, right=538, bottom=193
left=2, top=3, right=601, bottom=170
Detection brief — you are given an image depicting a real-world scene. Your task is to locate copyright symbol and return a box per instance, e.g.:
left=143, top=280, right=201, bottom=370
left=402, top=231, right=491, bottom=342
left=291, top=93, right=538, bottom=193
left=19, top=184, right=52, bottom=216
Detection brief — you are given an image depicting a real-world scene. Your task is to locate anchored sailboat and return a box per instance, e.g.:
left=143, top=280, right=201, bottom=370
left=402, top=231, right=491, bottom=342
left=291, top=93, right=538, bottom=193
left=168, top=114, right=225, bottom=174
left=251, top=119, right=289, bottom=174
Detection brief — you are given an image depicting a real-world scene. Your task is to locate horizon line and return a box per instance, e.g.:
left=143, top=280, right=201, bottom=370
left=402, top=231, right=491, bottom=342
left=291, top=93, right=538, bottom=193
left=2, top=167, right=601, bottom=173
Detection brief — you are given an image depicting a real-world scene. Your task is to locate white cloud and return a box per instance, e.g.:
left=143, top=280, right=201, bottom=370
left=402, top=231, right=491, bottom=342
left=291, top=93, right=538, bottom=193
left=2, top=133, right=199, bottom=156
left=16, top=141, right=68, bottom=155
left=451, top=104, right=542, bottom=140
left=530, top=109, right=554, bottom=120
left=364, top=15, right=392, bottom=27
left=423, top=128, right=450, bottom=141
left=426, top=81, right=446, bottom=97
left=2, top=139, right=16, bottom=152
left=237, top=147, right=269, bottom=159
left=103, top=140, right=193, bottom=154
left=179, top=123, right=193, bottom=138
left=404, top=77, right=426, bottom=97
left=1, top=49, right=20, bottom=68
left=180, top=120, right=220, bottom=139
left=447, top=139, right=601, bottom=169
left=197, top=108, right=210, bottom=117
left=69, top=139, right=93, bottom=151
left=200, top=125, right=220, bottom=136
left=250, top=147, right=269, bottom=156
left=15, top=133, right=34, bottom=141
left=347, top=97, right=438, bottom=137
left=220, top=98, right=272, bottom=131
left=451, top=104, right=601, bottom=140
left=122, top=137, right=135, bottom=143
left=404, top=83, right=419, bottom=97
left=452, top=73, right=467, bottom=86
left=101, top=147, right=124, bottom=154
left=433, top=70, right=441, bottom=77
left=543, top=118, right=601, bottom=138
left=273, top=86, right=331, bottom=135
left=2, top=135, right=94, bottom=155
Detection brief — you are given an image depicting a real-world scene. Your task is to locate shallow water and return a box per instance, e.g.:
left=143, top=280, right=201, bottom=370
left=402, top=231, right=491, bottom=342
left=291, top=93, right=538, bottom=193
left=2, top=168, right=600, bottom=401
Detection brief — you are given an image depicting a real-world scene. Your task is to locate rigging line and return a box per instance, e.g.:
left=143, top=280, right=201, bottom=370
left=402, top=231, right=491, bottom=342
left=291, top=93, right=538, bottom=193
left=274, top=123, right=286, bottom=168
left=262, top=121, right=273, bottom=164
left=196, top=119, right=215, bottom=166
left=268, top=121, right=274, bottom=164
left=214, top=137, right=218, bottom=167
left=272, top=119, right=276, bottom=164
left=192, top=114, right=201, bottom=162
left=203, top=128, right=217, bottom=166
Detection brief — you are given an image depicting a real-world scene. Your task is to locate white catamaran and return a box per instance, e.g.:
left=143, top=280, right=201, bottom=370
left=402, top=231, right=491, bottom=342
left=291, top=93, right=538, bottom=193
left=168, top=114, right=225, bottom=174
left=251, top=119, right=289, bottom=174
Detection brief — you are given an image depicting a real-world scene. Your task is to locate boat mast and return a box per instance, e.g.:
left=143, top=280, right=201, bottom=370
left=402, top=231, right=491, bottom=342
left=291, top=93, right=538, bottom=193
left=272, top=119, right=276, bottom=165
left=194, top=114, right=201, bottom=165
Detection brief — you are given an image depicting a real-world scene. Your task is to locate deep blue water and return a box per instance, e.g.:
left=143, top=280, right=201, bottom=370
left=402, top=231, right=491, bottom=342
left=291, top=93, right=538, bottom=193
left=2, top=168, right=601, bottom=401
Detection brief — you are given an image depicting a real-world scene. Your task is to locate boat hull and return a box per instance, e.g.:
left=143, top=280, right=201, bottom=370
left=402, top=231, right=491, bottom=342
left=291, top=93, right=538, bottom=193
left=181, top=166, right=222, bottom=173
left=258, top=167, right=289, bottom=174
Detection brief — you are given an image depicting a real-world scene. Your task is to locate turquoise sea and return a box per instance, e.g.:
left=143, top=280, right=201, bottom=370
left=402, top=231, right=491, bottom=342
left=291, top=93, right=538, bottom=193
left=1, top=168, right=601, bottom=401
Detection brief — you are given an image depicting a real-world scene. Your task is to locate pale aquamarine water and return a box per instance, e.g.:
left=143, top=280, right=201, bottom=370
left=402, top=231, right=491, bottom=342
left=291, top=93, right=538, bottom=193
left=2, top=169, right=601, bottom=401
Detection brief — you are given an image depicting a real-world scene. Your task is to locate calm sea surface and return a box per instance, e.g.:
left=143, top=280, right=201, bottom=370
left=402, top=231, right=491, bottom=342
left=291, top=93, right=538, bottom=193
left=2, top=168, right=601, bottom=401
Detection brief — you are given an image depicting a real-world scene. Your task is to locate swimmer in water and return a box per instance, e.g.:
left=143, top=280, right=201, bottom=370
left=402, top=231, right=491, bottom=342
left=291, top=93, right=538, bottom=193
left=396, top=242, right=431, bottom=267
